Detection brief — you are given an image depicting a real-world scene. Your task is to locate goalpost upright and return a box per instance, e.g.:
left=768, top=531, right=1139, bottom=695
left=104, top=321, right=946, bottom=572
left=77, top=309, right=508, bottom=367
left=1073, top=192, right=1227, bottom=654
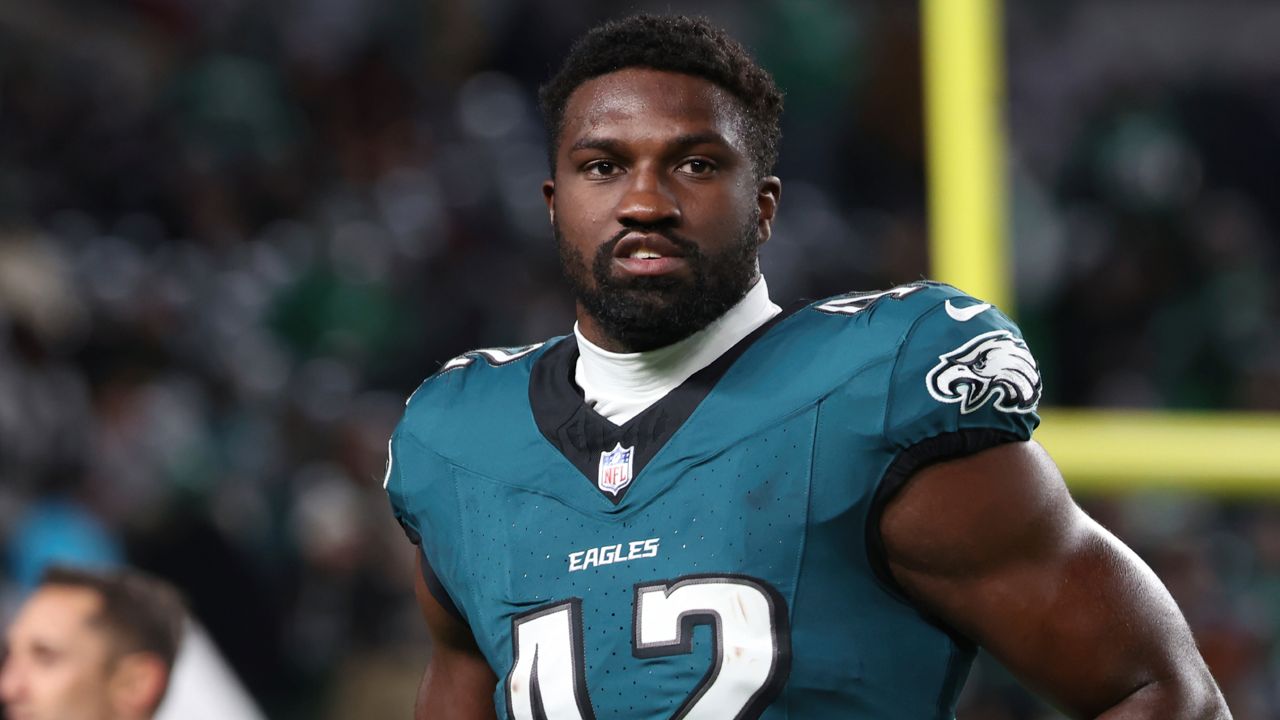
left=920, top=0, right=1280, bottom=493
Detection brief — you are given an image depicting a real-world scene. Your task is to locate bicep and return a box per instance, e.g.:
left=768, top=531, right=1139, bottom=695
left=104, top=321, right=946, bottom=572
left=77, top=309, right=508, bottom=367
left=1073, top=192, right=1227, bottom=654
left=413, top=556, right=498, bottom=720
left=882, top=441, right=1214, bottom=718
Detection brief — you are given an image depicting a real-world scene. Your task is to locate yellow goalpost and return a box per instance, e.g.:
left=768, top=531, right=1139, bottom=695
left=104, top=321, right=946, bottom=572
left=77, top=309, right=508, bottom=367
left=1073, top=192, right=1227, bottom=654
left=920, top=0, right=1280, bottom=493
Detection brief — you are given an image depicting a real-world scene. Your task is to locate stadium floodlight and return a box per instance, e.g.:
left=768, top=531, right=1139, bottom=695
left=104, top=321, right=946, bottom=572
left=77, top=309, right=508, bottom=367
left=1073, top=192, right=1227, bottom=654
left=920, top=0, right=1280, bottom=492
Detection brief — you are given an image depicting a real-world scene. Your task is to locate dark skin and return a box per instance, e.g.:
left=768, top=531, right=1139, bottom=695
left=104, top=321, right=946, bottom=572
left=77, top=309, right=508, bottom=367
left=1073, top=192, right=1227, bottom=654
left=544, top=68, right=780, bottom=353
left=411, top=68, right=1230, bottom=719
left=413, top=562, right=498, bottom=720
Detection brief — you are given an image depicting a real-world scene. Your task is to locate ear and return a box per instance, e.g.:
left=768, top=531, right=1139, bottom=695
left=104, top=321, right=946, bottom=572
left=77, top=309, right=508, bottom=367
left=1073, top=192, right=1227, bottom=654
left=756, top=176, right=782, bottom=245
left=108, top=653, right=169, bottom=718
left=542, top=179, right=556, bottom=225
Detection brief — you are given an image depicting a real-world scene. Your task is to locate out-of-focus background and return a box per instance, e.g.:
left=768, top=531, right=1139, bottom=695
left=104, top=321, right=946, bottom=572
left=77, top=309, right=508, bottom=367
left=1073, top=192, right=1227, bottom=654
left=1, top=1, right=1277, bottom=718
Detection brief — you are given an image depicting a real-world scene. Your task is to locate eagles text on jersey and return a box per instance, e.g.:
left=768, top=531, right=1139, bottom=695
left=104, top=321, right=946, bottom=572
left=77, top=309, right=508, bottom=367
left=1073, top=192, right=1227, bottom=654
left=385, top=282, right=1042, bottom=719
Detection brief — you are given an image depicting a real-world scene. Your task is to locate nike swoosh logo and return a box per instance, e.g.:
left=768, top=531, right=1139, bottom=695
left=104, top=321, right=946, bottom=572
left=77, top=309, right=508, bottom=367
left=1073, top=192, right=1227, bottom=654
left=945, top=300, right=992, bottom=322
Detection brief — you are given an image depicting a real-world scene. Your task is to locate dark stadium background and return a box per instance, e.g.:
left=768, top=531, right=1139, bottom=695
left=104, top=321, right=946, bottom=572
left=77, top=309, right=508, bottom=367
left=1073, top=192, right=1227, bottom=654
left=1, top=1, right=1278, bottom=718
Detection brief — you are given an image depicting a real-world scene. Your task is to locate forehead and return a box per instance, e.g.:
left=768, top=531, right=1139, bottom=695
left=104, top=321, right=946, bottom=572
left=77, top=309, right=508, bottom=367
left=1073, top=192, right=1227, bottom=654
left=7, top=587, right=104, bottom=647
left=559, top=68, right=747, bottom=153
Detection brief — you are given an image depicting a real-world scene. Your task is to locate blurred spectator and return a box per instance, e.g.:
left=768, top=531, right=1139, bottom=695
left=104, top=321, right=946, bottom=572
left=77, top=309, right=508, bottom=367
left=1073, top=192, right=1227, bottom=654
left=1, top=565, right=184, bottom=720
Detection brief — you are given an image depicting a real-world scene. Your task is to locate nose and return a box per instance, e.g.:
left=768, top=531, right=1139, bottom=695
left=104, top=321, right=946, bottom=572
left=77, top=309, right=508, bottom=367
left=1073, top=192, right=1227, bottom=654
left=615, top=163, right=681, bottom=228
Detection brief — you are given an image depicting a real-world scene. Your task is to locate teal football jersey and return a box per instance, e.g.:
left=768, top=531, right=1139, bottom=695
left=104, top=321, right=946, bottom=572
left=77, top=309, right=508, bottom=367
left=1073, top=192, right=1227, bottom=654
left=385, top=283, right=1042, bottom=719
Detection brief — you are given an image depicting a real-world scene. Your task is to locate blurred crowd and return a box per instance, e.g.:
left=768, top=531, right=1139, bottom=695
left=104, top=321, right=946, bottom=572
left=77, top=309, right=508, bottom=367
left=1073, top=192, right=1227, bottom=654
left=0, top=1, right=1276, bottom=718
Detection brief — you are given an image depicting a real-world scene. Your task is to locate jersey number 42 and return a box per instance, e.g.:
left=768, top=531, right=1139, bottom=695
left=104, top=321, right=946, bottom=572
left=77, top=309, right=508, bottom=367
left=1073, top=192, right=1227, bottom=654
left=506, top=574, right=792, bottom=720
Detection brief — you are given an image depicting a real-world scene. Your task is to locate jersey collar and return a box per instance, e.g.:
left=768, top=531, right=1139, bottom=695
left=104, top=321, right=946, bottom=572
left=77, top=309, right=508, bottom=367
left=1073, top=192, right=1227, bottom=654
left=573, top=277, right=782, bottom=425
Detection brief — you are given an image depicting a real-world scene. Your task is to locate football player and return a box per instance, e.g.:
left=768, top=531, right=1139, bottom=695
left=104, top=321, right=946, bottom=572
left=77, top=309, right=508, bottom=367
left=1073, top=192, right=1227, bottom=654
left=385, top=14, right=1229, bottom=720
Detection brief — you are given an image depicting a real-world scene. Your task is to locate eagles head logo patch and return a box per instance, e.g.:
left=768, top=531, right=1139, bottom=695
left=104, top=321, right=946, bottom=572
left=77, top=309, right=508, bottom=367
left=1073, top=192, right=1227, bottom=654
left=926, top=330, right=1042, bottom=414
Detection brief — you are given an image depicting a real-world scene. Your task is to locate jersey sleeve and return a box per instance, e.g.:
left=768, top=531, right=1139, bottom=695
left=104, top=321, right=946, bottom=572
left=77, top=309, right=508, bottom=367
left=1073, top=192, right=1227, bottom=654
left=384, top=427, right=468, bottom=623
left=865, top=294, right=1046, bottom=603
left=384, top=429, right=421, bottom=545
left=884, top=295, right=1042, bottom=452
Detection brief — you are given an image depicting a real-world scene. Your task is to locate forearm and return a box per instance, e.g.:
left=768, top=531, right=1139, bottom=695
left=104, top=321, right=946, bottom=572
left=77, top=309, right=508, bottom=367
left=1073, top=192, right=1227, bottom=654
left=1093, top=674, right=1230, bottom=720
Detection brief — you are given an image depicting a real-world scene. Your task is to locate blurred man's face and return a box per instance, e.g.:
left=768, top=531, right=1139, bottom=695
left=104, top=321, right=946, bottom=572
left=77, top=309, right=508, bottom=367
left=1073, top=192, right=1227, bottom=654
left=0, top=586, right=116, bottom=720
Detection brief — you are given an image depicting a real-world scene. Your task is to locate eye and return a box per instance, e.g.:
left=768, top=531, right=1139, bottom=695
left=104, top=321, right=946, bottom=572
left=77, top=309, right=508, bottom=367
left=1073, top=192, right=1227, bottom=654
left=583, top=160, right=622, bottom=178
left=677, top=158, right=716, bottom=176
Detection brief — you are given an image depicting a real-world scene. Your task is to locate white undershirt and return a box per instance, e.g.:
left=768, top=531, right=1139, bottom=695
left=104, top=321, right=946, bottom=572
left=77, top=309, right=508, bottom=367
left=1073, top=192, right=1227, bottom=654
left=574, top=278, right=782, bottom=425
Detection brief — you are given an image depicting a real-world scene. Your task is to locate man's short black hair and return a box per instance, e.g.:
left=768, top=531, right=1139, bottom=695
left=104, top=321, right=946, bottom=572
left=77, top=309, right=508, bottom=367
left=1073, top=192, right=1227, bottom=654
left=538, top=14, right=784, bottom=177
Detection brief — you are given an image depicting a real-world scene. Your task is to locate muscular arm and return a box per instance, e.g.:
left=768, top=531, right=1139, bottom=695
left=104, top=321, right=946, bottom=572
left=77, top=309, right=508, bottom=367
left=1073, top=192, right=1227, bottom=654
left=413, top=559, right=498, bottom=720
left=881, top=440, right=1229, bottom=719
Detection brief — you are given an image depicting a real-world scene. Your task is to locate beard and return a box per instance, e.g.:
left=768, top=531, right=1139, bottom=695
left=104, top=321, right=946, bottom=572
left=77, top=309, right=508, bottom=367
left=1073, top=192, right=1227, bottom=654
left=555, top=213, right=761, bottom=352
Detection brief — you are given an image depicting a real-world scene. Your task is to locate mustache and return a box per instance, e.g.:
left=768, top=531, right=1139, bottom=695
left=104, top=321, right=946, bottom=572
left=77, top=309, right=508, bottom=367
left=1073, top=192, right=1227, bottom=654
left=598, top=226, right=701, bottom=258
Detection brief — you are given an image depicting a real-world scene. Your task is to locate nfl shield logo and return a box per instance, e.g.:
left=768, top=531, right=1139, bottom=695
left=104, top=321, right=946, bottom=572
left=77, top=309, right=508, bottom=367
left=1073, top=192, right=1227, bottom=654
left=597, top=443, right=635, bottom=496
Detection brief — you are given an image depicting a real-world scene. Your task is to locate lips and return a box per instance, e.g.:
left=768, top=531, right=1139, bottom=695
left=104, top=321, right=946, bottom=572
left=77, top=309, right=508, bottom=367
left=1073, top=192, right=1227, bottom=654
left=612, top=232, right=686, bottom=260
left=609, top=232, right=689, bottom=277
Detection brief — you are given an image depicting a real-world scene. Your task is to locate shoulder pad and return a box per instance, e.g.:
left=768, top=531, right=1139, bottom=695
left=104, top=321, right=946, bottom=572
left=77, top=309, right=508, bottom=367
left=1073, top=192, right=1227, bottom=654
left=810, top=281, right=985, bottom=321
left=395, top=339, right=558, bottom=446
left=811, top=283, right=936, bottom=317
left=881, top=285, right=1042, bottom=448
left=404, top=341, right=547, bottom=408
left=433, top=343, right=546, bottom=376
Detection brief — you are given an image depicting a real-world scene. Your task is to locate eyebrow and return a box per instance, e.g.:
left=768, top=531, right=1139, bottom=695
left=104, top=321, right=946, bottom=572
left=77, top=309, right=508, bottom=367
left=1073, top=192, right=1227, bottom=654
left=670, top=131, right=732, bottom=150
left=567, top=131, right=733, bottom=155
left=568, top=136, right=625, bottom=154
